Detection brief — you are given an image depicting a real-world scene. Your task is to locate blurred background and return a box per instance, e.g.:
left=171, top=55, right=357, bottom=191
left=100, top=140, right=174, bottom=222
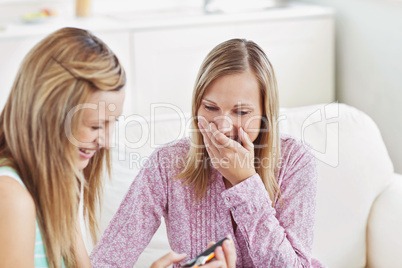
left=0, top=0, right=401, bottom=173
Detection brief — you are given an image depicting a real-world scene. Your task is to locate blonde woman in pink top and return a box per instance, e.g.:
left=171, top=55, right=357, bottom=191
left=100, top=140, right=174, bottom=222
left=91, top=39, right=325, bottom=267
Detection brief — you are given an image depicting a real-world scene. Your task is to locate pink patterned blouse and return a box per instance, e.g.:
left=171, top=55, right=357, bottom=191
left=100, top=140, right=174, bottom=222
left=90, top=135, right=325, bottom=268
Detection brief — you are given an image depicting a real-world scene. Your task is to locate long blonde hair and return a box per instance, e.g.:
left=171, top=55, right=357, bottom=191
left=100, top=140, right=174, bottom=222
left=177, top=39, right=281, bottom=203
left=0, top=27, right=125, bottom=267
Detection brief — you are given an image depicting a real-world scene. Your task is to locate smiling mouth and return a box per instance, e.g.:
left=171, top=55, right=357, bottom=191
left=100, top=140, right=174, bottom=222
left=79, top=148, right=96, bottom=154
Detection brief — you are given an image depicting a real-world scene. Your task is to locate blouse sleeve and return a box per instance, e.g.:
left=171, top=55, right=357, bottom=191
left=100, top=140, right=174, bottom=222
left=220, top=141, right=318, bottom=267
left=90, top=149, right=168, bottom=268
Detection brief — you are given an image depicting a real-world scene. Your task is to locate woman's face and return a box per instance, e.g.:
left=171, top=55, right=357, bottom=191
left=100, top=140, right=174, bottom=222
left=74, top=89, right=125, bottom=170
left=197, top=71, right=263, bottom=144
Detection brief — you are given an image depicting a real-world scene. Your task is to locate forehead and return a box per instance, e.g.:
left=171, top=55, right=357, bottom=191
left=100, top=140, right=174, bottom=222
left=83, top=89, right=125, bottom=120
left=202, top=71, right=260, bottom=105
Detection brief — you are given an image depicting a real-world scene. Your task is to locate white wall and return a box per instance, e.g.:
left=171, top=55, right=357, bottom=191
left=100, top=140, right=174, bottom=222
left=296, top=0, right=402, bottom=173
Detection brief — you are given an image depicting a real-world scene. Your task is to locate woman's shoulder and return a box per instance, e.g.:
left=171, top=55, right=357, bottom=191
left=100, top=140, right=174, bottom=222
left=0, top=165, right=34, bottom=213
left=152, top=137, right=191, bottom=158
left=278, top=134, right=317, bottom=183
left=0, top=175, right=36, bottom=265
left=0, top=173, right=35, bottom=212
left=0, top=174, right=36, bottom=226
left=141, top=137, right=190, bottom=173
left=280, top=134, right=315, bottom=161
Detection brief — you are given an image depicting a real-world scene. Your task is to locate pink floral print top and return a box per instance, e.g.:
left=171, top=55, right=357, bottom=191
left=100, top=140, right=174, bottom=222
left=91, top=135, right=325, bottom=268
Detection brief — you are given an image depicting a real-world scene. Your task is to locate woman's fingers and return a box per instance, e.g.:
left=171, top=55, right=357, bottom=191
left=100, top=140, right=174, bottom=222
left=199, top=246, right=226, bottom=268
left=222, top=236, right=237, bottom=268
left=239, top=127, right=254, bottom=152
left=209, top=123, right=242, bottom=156
left=199, top=119, right=242, bottom=153
left=199, top=121, right=222, bottom=162
left=206, top=241, right=215, bottom=248
left=201, top=259, right=224, bottom=268
left=212, top=246, right=227, bottom=268
left=199, top=120, right=256, bottom=183
left=150, top=251, right=186, bottom=268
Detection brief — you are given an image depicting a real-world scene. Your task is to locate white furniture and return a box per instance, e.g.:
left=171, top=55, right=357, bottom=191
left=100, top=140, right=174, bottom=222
left=131, top=9, right=334, bottom=116
left=0, top=3, right=334, bottom=115
left=93, top=103, right=402, bottom=268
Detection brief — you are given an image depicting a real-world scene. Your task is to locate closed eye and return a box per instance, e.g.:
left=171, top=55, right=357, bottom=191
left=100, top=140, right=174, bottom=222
left=91, top=126, right=101, bottom=130
left=234, top=110, right=250, bottom=116
left=204, top=105, right=219, bottom=111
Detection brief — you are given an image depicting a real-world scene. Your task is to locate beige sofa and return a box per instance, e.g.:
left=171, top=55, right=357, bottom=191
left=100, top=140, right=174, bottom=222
left=86, top=103, right=402, bottom=267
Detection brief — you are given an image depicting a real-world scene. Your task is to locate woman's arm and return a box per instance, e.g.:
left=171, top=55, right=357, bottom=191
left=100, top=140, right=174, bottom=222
left=221, top=143, right=317, bottom=267
left=0, top=176, right=36, bottom=267
left=75, top=218, right=91, bottom=268
left=90, top=149, right=168, bottom=267
left=200, top=122, right=317, bottom=267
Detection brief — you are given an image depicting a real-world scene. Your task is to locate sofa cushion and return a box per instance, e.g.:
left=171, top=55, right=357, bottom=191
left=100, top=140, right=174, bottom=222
left=280, top=103, right=394, bottom=267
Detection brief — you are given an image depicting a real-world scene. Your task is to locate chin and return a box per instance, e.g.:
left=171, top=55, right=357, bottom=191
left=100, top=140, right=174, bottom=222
left=77, top=160, right=90, bottom=171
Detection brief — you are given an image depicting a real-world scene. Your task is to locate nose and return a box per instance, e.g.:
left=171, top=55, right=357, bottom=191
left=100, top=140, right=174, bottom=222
left=96, top=135, right=106, bottom=149
left=96, top=129, right=111, bottom=149
left=214, top=115, right=234, bottom=136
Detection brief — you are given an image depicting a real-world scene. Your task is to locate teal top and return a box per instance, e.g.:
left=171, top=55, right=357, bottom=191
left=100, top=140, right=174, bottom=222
left=0, top=166, right=65, bottom=268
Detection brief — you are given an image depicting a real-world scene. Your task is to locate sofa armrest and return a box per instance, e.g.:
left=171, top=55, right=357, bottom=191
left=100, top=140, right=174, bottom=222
left=367, top=173, right=402, bottom=268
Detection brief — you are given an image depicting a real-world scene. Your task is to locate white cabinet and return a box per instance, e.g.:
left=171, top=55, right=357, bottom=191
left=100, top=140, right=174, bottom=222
left=131, top=16, right=334, bottom=116
left=132, top=25, right=237, bottom=117
left=0, top=5, right=335, bottom=118
left=236, top=17, right=335, bottom=107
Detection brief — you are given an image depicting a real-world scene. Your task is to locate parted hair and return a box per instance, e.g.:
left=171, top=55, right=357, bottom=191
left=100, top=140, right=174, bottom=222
left=0, top=27, right=125, bottom=267
left=177, top=38, right=281, bottom=203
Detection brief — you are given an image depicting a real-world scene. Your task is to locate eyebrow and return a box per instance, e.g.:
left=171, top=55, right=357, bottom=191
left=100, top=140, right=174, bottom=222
left=201, top=99, right=217, bottom=105
left=202, top=98, right=255, bottom=108
left=85, top=119, right=109, bottom=124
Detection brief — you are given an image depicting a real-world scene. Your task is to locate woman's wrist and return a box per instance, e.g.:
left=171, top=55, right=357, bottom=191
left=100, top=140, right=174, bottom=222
left=228, top=170, right=257, bottom=185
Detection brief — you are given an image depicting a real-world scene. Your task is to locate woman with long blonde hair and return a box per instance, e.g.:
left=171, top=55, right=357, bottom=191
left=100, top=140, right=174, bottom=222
left=0, top=27, right=232, bottom=268
left=91, top=39, right=324, bottom=267
left=0, top=27, right=126, bottom=268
